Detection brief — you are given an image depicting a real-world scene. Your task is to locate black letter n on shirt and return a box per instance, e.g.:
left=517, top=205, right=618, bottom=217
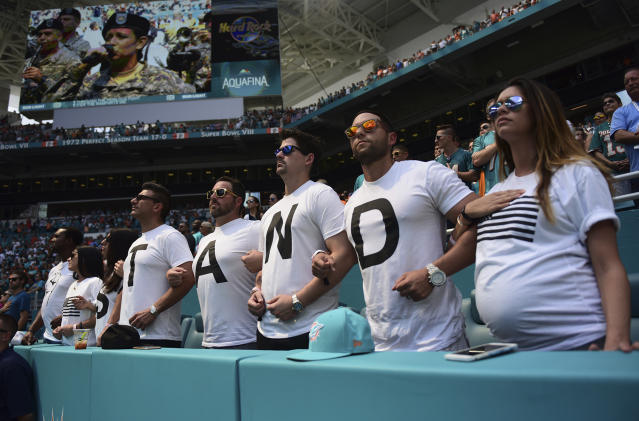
left=265, top=204, right=298, bottom=263
left=350, top=199, right=399, bottom=269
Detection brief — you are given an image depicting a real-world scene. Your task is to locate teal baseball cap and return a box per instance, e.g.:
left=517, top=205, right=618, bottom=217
left=287, top=307, right=375, bottom=361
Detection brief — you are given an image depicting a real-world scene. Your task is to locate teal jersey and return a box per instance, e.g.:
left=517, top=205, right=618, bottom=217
left=435, top=148, right=474, bottom=188
left=472, top=131, right=501, bottom=193
left=588, top=121, right=627, bottom=165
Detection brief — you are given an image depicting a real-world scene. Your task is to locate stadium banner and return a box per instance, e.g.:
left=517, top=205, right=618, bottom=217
left=211, top=60, right=281, bottom=97
left=0, top=127, right=281, bottom=151
left=19, top=0, right=280, bottom=112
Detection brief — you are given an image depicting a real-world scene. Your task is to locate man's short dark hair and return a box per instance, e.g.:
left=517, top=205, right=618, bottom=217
left=437, top=124, right=458, bottom=139
left=601, top=92, right=621, bottom=105
left=10, top=270, right=28, bottom=286
left=0, top=314, right=18, bottom=337
left=141, top=182, right=171, bottom=219
left=215, top=176, right=246, bottom=215
left=353, top=109, right=395, bottom=133
left=280, top=129, right=323, bottom=173
left=62, top=226, right=83, bottom=247
left=392, top=144, right=409, bottom=154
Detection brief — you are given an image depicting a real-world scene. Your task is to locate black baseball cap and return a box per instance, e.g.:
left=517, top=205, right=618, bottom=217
left=101, top=324, right=141, bottom=349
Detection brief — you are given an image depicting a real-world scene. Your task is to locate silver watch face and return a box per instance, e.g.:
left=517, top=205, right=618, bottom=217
left=429, top=270, right=446, bottom=286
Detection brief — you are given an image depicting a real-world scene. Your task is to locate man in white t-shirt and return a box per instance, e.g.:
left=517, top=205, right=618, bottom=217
left=22, top=227, right=84, bottom=344
left=169, top=176, right=260, bottom=349
left=315, top=110, right=477, bottom=351
left=248, top=129, right=356, bottom=350
left=107, top=182, right=195, bottom=347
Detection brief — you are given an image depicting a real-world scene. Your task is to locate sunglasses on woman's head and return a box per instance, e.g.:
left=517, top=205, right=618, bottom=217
left=206, top=188, right=238, bottom=199
left=488, top=96, right=526, bottom=120
left=274, top=145, right=304, bottom=156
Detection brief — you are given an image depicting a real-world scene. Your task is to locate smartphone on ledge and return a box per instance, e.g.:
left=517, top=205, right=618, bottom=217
left=445, top=342, right=518, bottom=362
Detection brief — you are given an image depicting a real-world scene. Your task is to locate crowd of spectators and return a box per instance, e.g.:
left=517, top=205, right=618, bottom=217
left=0, top=109, right=286, bottom=145
left=292, top=0, right=540, bottom=117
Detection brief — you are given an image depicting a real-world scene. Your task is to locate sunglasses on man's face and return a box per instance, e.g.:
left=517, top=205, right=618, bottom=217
left=206, top=188, right=238, bottom=200
left=345, top=119, right=380, bottom=138
left=480, top=125, right=490, bottom=130
left=274, top=145, right=304, bottom=156
left=134, top=194, right=160, bottom=203
left=488, top=96, right=526, bottom=120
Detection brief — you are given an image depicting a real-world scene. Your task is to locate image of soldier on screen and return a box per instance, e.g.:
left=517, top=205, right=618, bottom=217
left=212, top=3, right=279, bottom=63
left=21, top=1, right=211, bottom=108
left=65, top=12, right=196, bottom=100
left=166, top=11, right=212, bottom=92
left=21, top=19, right=81, bottom=105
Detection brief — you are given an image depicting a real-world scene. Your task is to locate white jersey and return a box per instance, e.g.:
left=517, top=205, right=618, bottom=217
left=475, top=162, right=617, bottom=350
left=120, top=224, right=193, bottom=341
left=194, top=219, right=260, bottom=347
left=345, top=161, right=471, bottom=351
left=61, top=276, right=102, bottom=346
left=41, top=261, right=75, bottom=342
left=258, top=180, right=345, bottom=338
left=94, top=282, right=119, bottom=341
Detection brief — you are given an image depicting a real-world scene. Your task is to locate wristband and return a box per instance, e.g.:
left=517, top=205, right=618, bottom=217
left=460, top=206, right=479, bottom=225
left=312, top=249, right=328, bottom=259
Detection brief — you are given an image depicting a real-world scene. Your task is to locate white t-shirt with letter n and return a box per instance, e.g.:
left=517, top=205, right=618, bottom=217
left=345, top=160, right=471, bottom=351
left=258, top=180, right=345, bottom=338
left=61, top=276, right=102, bottom=346
left=194, top=218, right=260, bottom=347
left=120, top=224, right=193, bottom=341
left=475, top=162, right=617, bottom=350
left=42, top=261, right=75, bottom=342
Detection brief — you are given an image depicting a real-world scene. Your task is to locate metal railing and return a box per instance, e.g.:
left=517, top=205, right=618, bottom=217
left=613, top=170, right=639, bottom=203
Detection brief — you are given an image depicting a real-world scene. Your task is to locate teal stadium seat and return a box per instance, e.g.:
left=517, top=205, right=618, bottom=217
left=183, top=312, right=204, bottom=349
left=461, top=290, right=496, bottom=347
left=180, top=317, right=192, bottom=347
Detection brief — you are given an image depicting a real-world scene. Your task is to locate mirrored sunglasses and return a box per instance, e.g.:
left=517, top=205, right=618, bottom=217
left=488, top=96, right=526, bottom=120
left=345, top=119, right=379, bottom=138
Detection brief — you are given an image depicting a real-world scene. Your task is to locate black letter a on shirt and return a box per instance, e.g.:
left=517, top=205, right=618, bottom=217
left=265, top=204, right=298, bottom=263
left=350, top=199, right=399, bottom=269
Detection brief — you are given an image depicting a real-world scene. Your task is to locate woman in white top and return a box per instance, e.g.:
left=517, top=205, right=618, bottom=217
left=53, top=246, right=103, bottom=346
left=457, top=78, right=638, bottom=351
left=73, top=228, right=138, bottom=343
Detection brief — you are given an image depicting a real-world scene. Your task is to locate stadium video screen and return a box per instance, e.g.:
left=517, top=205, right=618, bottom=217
left=20, top=0, right=281, bottom=112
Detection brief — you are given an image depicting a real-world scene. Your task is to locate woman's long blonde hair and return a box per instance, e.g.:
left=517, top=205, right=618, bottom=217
left=495, top=78, right=612, bottom=223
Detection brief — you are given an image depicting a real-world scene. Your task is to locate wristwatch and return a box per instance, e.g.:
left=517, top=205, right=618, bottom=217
left=149, top=304, right=158, bottom=315
left=291, top=294, right=304, bottom=313
left=426, top=263, right=447, bottom=287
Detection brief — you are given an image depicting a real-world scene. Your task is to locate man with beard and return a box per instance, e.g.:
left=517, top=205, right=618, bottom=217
left=314, top=110, right=477, bottom=351
left=22, top=227, right=83, bottom=344
left=170, top=177, right=260, bottom=349
left=248, top=129, right=355, bottom=350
